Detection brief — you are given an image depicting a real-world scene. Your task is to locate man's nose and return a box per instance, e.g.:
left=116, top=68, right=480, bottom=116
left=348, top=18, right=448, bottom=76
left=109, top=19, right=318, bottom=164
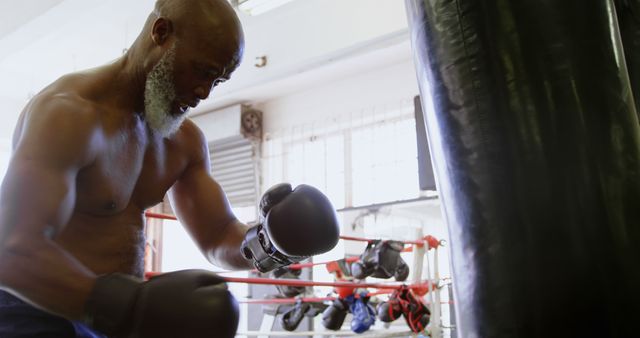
left=194, top=86, right=210, bottom=100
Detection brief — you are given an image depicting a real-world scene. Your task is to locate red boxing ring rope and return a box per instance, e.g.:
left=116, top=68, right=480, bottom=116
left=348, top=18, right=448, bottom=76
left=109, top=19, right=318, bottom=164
left=240, top=297, right=454, bottom=305
left=338, top=235, right=423, bottom=246
left=144, top=211, right=443, bottom=249
left=144, top=211, right=178, bottom=221
left=240, top=290, right=394, bottom=304
left=145, top=272, right=436, bottom=292
left=286, top=256, right=359, bottom=270
left=241, top=297, right=335, bottom=304
left=211, top=256, right=359, bottom=274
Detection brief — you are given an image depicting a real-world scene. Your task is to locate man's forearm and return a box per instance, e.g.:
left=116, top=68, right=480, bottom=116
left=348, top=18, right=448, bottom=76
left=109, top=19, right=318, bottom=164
left=206, top=219, right=253, bottom=271
left=0, top=238, right=96, bottom=320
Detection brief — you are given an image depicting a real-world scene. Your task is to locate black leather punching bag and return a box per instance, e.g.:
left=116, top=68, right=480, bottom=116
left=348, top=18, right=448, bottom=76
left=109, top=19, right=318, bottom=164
left=616, top=0, right=640, bottom=120
left=405, top=0, right=640, bottom=337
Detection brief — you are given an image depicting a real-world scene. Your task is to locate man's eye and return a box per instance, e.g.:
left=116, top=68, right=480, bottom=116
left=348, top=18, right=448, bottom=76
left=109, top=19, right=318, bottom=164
left=195, top=66, right=215, bottom=79
left=200, top=70, right=212, bottom=79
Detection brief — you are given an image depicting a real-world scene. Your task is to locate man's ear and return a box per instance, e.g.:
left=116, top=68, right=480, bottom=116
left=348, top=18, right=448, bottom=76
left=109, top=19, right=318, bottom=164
left=151, top=17, right=173, bottom=45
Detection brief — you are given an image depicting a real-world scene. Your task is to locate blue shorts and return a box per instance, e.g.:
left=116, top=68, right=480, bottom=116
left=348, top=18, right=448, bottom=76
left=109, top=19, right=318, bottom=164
left=0, top=290, right=106, bottom=338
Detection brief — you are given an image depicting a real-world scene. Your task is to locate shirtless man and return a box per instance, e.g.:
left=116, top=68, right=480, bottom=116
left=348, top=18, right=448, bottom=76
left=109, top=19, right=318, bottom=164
left=0, top=1, right=340, bottom=337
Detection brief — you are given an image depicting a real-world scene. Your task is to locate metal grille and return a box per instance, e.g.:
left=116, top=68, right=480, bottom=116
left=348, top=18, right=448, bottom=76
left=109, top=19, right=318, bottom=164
left=209, top=135, right=259, bottom=207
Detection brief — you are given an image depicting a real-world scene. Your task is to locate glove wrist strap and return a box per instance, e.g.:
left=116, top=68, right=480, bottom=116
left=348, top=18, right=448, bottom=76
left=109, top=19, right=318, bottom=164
left=241, top=224, right=304, bottom=272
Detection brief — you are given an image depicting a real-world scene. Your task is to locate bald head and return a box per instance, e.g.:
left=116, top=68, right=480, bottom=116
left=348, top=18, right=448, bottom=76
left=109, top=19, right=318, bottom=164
left=131, top=0, right=245, bottom=137
left=149, top=0, right=244, bottom=69
left=152, top=0, right=242, bottom=43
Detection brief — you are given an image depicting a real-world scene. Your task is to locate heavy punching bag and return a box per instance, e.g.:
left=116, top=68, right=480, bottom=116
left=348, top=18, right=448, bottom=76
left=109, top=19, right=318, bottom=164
left=616, top=0, right=640, bottom=120
left=405, top=0, right=640, bottom=337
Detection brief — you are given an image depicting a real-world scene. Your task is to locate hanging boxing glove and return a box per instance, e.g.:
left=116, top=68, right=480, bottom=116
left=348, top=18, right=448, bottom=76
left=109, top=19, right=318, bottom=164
left=304, top=302, right=328, bottom=318
left=321, top=298, right=349, bottom=331
left=352, top=240, right=410, bottom=280
left=398, top=286, right=431, bottom=333
left=280, top=300, right=311, bottom=331
left=370, top=240, right=408, bottom=279
left=349, top=294, right=376, bottom=334
left=350, top=260, right=374, bottom=280
left=377, top=293, right=402, bottom=323
left=394, top=259, right=410, bottom=282
left=271, top=267, right=306, bottom=298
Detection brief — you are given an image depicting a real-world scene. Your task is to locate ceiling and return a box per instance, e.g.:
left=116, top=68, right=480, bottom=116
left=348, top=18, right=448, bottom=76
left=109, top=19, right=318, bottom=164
left=0, top=0, right=65, bottom=40
left=0, top=0, right=412, bottom=141
left=0, top=0, right=155, bottom=100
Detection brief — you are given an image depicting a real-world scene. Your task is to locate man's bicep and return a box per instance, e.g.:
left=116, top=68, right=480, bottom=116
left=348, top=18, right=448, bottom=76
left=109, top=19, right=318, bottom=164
left=0, top=154, right=78, bottom=240
left=0, top=97, right=96, bottom=239
left=170, top=164, right=237, bottom=227
left=168, top=163, right=240, bottom=251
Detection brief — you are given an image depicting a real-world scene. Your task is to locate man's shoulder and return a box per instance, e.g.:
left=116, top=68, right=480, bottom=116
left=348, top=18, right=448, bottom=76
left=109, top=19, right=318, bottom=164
left=178, top=118, right=206, bottom=140
left=170, top=118, right=207, bottom=148
left=26, top=87, right=103, bottom=131
left=170, top=118, right=210, bottom=164
left=15, top=87, right=104, bottom=162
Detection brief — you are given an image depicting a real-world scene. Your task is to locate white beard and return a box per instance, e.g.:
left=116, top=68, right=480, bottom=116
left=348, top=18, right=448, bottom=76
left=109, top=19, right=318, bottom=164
left=143, top=44, right=187, bottom=138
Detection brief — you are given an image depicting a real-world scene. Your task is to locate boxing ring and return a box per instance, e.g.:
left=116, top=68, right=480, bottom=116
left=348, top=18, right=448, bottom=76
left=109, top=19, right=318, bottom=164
left=144, top=211, right=450, bottom=338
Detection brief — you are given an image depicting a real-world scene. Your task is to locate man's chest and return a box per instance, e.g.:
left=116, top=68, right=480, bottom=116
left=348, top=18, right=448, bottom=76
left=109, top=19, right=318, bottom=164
left=74, top=139, right=188, bottom=215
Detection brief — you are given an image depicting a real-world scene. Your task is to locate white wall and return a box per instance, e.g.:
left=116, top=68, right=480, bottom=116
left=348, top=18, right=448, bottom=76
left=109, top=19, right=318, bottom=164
left=0, top=96, right=22, bottom=143
left=0, top=135, right=12, bottom=180
left=0, top=96, right=22, bottom=181
left=257, top=57, right=419, bottom=134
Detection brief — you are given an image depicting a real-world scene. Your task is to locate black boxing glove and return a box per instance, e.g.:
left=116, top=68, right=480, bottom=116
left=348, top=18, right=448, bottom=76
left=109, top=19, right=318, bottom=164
left=241, top=183, right=340, bottom=272
left=84, top=269, right=239, bottom=338
left=394, top=260, right=410, bottom=282
left=377, top=299, right=402, bottom=323
left=350, top=261, right=374, bottom=280
left=280, top=300, right=311, bottom=331
left=272, top=267, right=306, bottom=298
left=322, top=299, right=349, bottom=331
left=352, top=240, right=409, bottom=280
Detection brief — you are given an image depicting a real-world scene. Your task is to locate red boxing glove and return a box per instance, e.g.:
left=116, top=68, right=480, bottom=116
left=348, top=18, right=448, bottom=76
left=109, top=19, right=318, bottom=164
left=377, top=286, right=431, bottom=333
